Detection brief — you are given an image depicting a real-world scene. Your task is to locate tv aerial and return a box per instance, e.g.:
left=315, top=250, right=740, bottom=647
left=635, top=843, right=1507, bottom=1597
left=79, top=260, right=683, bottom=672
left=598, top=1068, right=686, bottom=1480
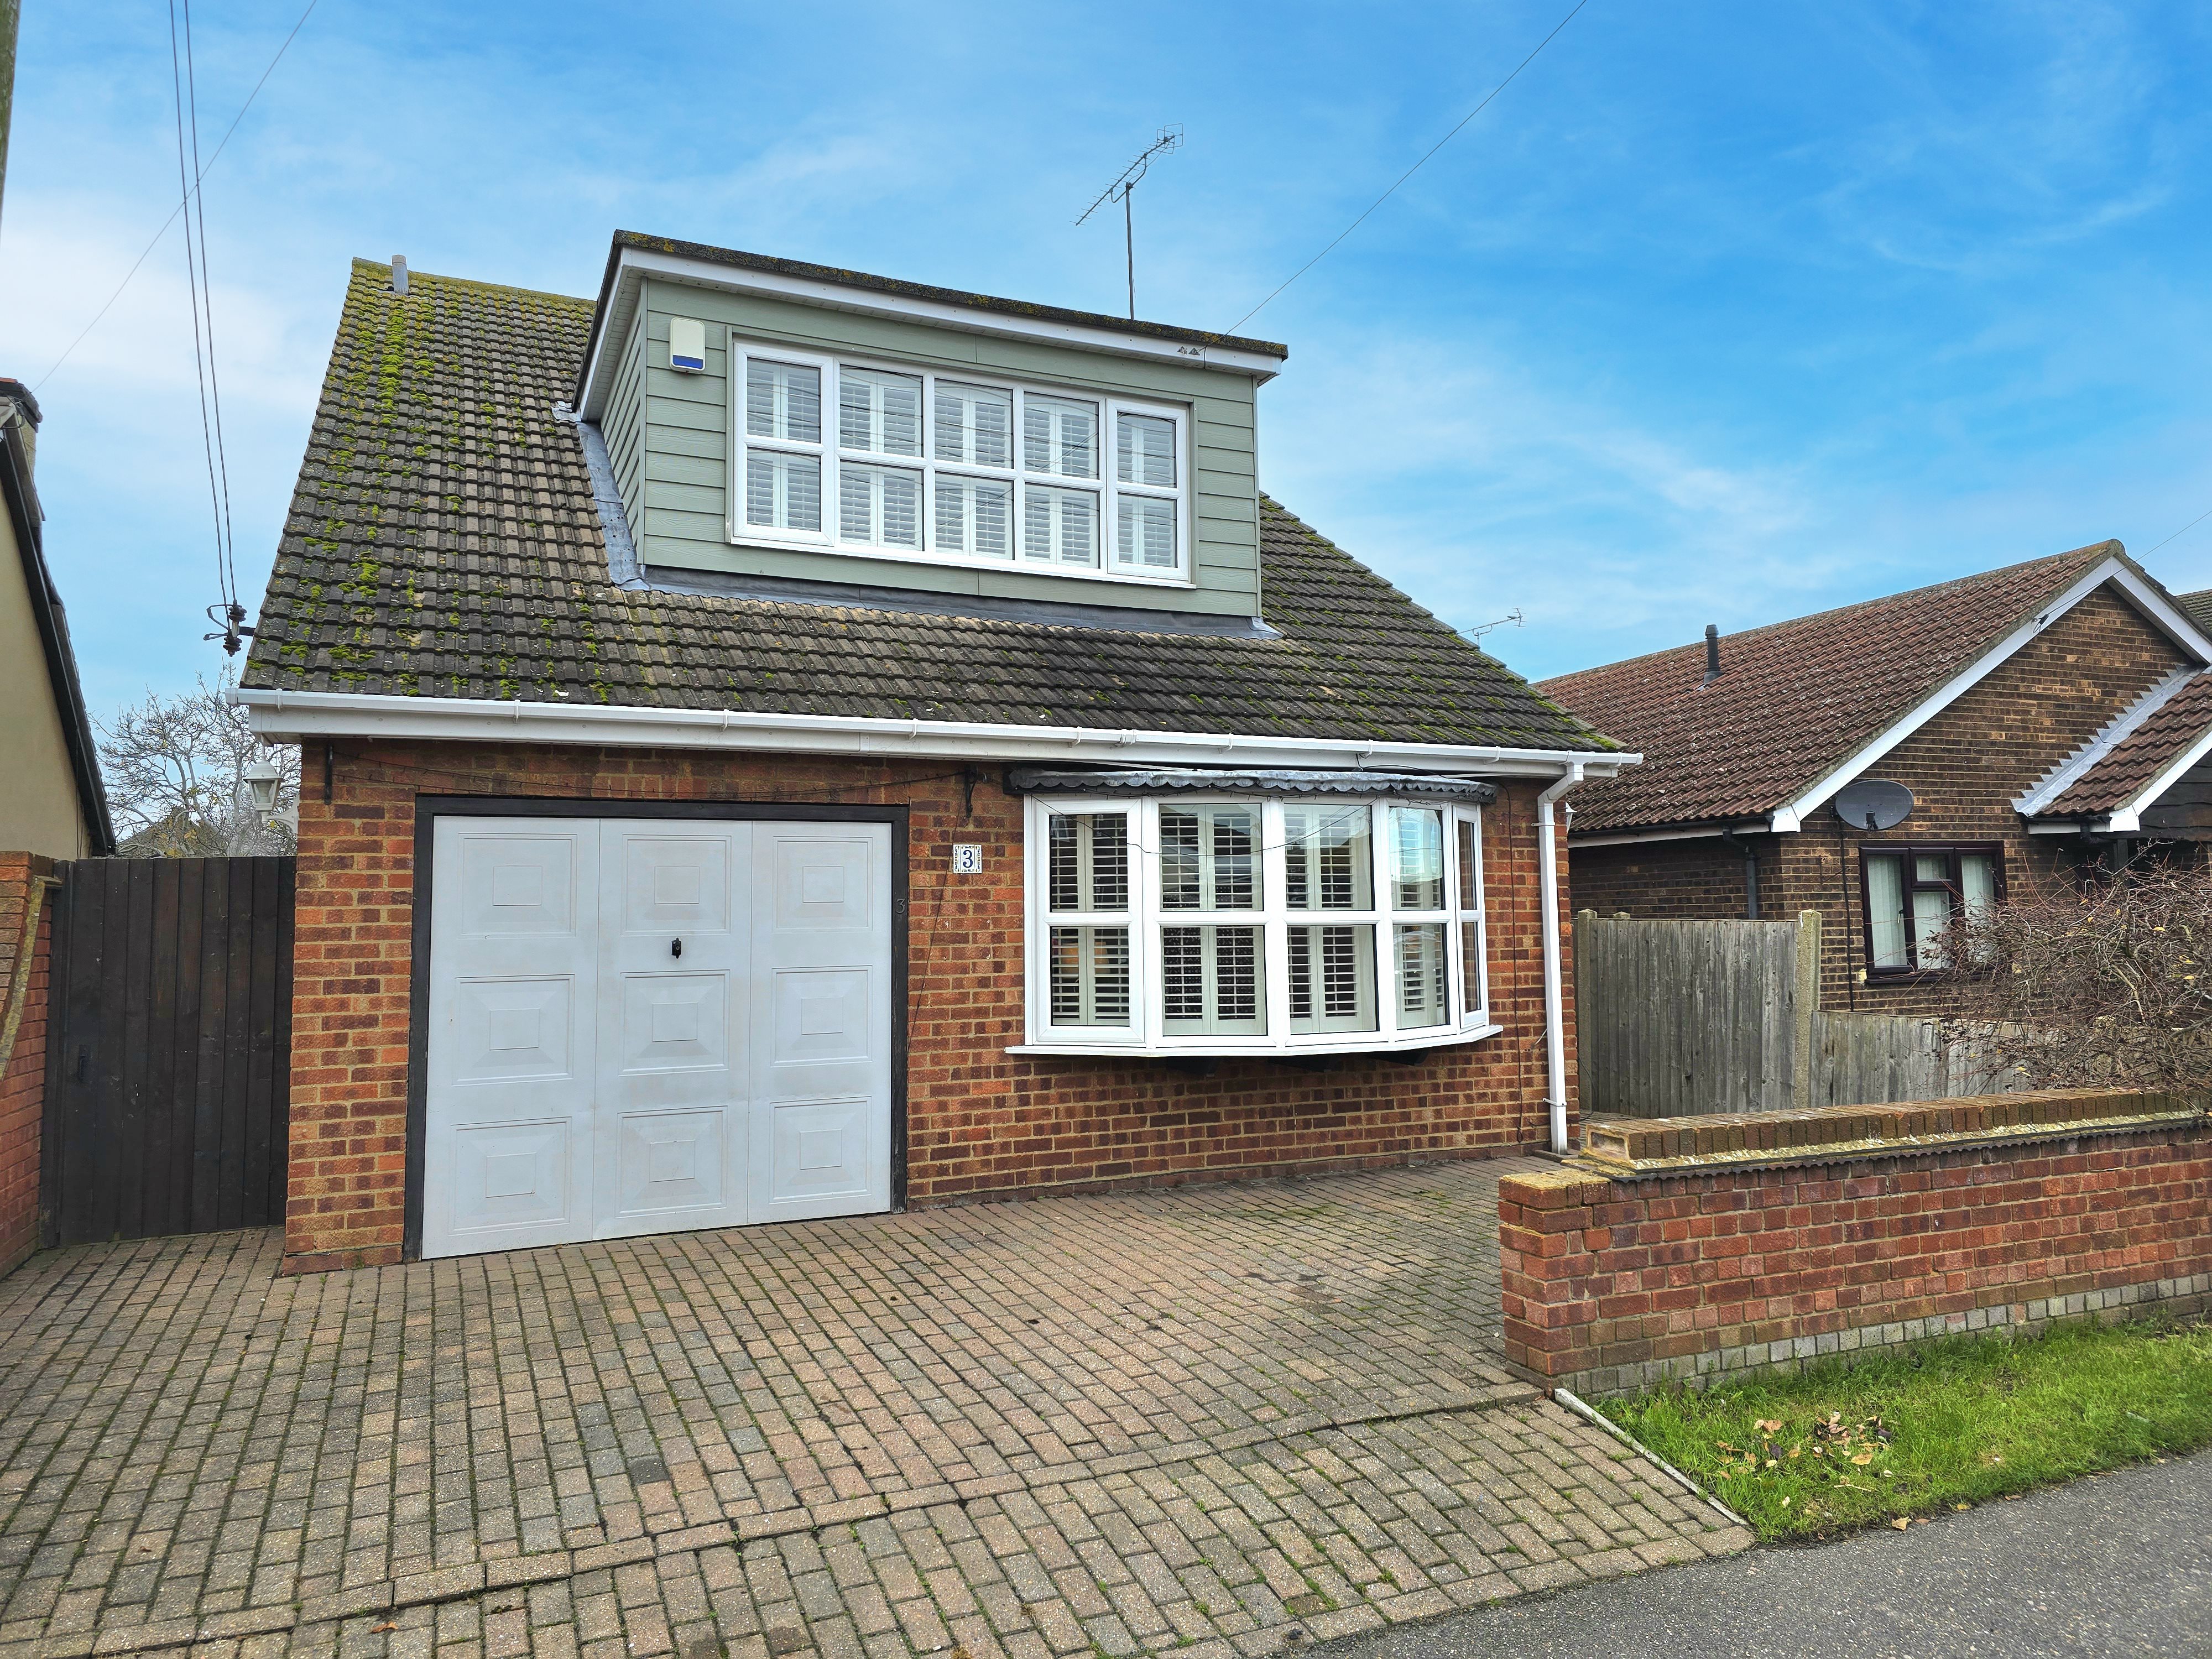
left=1078, top=126, right=1182, bottom=321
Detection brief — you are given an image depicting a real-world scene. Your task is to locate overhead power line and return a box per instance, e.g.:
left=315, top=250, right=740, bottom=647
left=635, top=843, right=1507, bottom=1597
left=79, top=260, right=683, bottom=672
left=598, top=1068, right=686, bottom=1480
left=33, top=0, right=319, bottom=393
left=2143, top=503, right=2212, bottom=559
left=1218, top=0, right=1593, bottom=340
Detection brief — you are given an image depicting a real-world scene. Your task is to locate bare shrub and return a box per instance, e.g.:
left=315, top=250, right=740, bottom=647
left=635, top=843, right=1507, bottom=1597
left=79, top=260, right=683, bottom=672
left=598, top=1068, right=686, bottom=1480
left=1939, top=860, right=2212, bottom=1095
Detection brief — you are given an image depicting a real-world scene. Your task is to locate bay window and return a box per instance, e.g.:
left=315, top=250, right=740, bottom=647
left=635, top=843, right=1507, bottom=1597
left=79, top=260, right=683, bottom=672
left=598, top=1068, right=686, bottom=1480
left=1861, top=843, right=2002, bottom=975
left=1024, top=792, right=1494, bottom=1056
left=726, top=336, right=1188, bottom=585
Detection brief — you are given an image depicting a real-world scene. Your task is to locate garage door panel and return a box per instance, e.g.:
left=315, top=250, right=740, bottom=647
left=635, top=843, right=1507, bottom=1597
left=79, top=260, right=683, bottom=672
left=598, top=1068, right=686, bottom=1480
left=609, top=1108, right=730, bottom=1221
left=756, top=1097, right=872, bottom=1217
left=773, top=837, right=874, bottom=931
left=622, top=836, right=733, bottom=933
left=447, top=1118, right=575, bottom=1240
left=618, top=971, right=731, bottom=1074
left=458, top=836, right=582, bottom=937
left=771, top=967, right=872, bottom=1070
left=452, top=976, right=577, bottom=1084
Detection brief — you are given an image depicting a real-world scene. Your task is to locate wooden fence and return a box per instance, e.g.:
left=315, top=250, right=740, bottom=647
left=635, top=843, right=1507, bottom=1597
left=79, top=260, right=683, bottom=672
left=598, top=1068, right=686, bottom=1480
left=1575, top=909, right=2022, bottom=1118
left=41, top=857, right=294, bottom=1245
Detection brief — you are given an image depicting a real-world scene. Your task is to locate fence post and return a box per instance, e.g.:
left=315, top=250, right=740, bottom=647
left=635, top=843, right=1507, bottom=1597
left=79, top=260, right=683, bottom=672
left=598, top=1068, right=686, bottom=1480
left=1791, top=909, right=1821, bottom=1109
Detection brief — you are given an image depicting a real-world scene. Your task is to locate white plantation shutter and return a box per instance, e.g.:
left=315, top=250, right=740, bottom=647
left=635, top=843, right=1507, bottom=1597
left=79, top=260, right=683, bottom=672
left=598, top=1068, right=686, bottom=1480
left=935, top=383, right=1013, bottom=468
left=745, top=359, right=821, bottom=442
left=1022, top=486, right=1097, bottom=566
left=1046, top=813, right=1133, bottom=1031
left=936, top=476, right=1011, bottom=558
left=1115, top=496, right=1177, bottom=570
left=839, top=368, right=922, bottom=456
left=745, top=451, right=821, bottom=532
left=1116, top=412, right=1176, bottom=487
left=1024, top=395, right=1098, bottom=478
left=1395, top=924, right=1448, bottom=1028
left=838, top=464, right=921, bottom=549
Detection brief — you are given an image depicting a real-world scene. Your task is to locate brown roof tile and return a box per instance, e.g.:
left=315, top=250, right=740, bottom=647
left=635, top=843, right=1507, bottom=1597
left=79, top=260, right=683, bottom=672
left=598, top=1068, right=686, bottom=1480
left=242, top=260, right=1607, bottom=755
left=2041, top=669, right=2212, bottom=816
left=1535, top=545, right=2120, bottom=833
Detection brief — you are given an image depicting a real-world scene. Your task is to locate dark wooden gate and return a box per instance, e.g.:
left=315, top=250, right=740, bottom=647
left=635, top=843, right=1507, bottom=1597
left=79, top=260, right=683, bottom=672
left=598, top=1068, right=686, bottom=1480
left=42, top=857, right=294, bottom=1245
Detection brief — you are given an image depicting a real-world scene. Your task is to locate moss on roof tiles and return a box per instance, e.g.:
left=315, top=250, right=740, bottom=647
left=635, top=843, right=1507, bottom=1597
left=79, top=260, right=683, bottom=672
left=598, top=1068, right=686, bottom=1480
left=243, top=258, right=1607, bottom=752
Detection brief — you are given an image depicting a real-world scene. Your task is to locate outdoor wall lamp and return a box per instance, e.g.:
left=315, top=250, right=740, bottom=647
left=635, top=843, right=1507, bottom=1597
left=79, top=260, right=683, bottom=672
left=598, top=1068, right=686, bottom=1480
left=243, top=761, right=283, bottom=816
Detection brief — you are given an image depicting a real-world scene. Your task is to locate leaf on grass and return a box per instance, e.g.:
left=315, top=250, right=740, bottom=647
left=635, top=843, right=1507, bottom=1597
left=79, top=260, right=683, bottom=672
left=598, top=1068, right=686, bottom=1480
left=1787, top=1445, right=1802, bottom=1460
left=1756, top=1419, right=1784, bottom=1433
left=1779, top=1496, right=1792, bottom=1507
left=1851, top=1452, right=1874, bottom=1466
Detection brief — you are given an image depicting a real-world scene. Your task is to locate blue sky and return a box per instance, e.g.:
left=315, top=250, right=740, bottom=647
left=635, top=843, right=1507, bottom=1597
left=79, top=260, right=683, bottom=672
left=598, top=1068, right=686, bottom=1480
left=6, top=1, right=2212, bottom=718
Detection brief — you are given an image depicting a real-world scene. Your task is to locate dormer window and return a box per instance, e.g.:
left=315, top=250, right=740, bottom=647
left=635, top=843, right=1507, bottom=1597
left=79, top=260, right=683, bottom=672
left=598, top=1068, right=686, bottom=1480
left=727, top=336, right=1189, bottom=585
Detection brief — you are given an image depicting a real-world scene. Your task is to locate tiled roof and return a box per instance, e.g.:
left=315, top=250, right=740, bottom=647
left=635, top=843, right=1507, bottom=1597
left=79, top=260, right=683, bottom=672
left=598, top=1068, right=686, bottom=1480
left=2175, top=588, right=2212, bottom=638
left=243, top=260, right=1608, bottom=754
left=1534, top=545, right=2120, bottom=833
left=2041, top=669, right=2212, bottom=816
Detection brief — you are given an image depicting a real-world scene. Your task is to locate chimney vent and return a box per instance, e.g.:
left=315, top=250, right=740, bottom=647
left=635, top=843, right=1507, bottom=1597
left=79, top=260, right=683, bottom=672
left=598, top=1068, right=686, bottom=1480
left=1702, top=622, right=1721, bottom=685
left=391, top=255, right=409, bottom=295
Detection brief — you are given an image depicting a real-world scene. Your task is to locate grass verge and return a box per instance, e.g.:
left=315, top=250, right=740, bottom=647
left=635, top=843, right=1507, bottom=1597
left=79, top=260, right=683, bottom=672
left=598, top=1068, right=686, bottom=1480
left=1599, top=1316, right=2212, bottom=1541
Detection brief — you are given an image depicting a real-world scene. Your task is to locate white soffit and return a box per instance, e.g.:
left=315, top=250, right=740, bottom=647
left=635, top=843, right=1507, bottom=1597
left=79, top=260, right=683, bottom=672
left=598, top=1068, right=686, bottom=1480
left=580, top=247, right=1286, bottom=421
left=1776, top=556, right=2211, bottom=832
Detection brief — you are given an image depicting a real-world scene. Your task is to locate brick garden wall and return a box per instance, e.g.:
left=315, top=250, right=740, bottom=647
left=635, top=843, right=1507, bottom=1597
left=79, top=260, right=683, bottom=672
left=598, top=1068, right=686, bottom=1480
left=285, top=738, right=1572, bottom=1272
left=0, top=853, right=56, bottom=1275
left=1566, top=586, right=2185, bottom=1016
left=1499, top=1091, right=2212, bottom=1399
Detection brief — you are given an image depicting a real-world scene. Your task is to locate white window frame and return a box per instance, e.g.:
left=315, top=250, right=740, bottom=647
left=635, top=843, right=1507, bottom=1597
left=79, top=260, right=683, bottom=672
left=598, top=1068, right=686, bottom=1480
left=724, top=331, right=1192, bottom=588
left=1016, top=795, right=1499, bottom=1058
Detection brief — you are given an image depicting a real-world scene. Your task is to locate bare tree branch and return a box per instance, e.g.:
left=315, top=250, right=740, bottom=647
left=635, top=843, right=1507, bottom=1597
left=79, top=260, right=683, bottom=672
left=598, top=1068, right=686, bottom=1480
left=95, top=671, right=300, bottom=857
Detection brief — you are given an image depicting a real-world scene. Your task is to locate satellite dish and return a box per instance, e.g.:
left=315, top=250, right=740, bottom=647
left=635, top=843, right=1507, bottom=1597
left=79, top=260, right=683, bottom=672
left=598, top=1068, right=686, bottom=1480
left=1833, top=779, right=1914, bottom=832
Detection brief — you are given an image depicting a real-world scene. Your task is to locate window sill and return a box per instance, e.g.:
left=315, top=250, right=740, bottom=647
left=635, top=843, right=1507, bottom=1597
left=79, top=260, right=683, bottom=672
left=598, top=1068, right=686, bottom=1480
left=727, top=531, right=1197, bottom=591
left=1006, top=1023, right=1501, bottom=1061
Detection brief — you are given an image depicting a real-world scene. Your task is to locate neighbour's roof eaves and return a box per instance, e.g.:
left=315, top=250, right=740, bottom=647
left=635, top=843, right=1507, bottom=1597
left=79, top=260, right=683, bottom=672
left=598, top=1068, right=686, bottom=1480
left=1534, top=544, right=2128, bottom=834
left=2039, top=668, right=2212, bottom=817
left=242, top=259, right=1606, bottom=760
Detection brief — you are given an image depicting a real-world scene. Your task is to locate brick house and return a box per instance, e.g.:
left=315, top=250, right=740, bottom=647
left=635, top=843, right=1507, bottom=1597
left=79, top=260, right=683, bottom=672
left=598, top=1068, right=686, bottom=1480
left=234, top=234, right=1631, bottom=1272
left=1536, top=547, right=2212, bottom=1015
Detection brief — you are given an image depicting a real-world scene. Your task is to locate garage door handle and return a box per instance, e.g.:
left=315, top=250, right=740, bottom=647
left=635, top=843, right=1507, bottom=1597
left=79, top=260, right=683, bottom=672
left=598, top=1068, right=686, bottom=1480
left=670, top=937, right=682, bottom=958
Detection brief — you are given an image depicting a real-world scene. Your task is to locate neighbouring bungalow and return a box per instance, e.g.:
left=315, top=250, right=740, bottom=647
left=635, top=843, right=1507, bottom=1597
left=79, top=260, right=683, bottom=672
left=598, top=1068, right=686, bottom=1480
left=234, top=234, right=1630, bottom=1272
left=1537, top=546, right=2212, bottom=1016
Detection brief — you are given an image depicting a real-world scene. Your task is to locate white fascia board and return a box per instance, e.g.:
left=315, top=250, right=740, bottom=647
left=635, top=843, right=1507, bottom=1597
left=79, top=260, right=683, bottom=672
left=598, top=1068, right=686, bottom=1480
left=578, top=248, right=1285, bottom=421
left=1566, top=822, right=1772, bottom=849
left=1777, top=555, right=2151, bottom=831
left=2012, top=666, right=2200, bottom=817
left=232, top=687, right=1639, bottom=779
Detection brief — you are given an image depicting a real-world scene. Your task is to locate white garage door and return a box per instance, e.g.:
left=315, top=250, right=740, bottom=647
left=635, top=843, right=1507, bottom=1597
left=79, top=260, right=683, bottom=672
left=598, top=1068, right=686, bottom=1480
left=421, top=816, right=893, bottom=1259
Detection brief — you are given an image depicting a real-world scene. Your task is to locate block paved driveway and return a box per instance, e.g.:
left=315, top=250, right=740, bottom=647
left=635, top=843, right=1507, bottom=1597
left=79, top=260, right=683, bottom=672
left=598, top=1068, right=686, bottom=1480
left=0, top=1159, right=1747, bottom=1659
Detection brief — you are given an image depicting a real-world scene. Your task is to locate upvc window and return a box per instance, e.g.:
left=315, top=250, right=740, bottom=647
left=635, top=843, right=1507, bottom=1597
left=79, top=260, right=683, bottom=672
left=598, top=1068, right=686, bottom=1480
left=1861, top=843, right=2002, bottom=974
left=1023, top=796, right=1494, bottom=1057
left=726, top=335, right=1188, bottom=584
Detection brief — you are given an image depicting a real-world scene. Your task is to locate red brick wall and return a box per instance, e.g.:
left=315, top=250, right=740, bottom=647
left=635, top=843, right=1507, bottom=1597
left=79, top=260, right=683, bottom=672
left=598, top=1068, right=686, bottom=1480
left=0, top=853, right=56, bottom=1276
left=1500, top=1104, right=2212, bottom=1397
left=284, top=739, right=1574, bottom=1272
left=1566, top=586, right=2185, bottom=1016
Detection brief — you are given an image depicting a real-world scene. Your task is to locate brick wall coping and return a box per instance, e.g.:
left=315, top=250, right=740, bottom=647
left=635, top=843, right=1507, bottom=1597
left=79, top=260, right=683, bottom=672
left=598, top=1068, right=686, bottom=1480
left=1575, top=1088, right=2205, bottom=1180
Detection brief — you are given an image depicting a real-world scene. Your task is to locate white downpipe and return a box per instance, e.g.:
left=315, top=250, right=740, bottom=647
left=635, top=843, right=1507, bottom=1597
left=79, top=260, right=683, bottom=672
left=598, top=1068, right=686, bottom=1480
left=1537, top=763, right=1585, bottom=1154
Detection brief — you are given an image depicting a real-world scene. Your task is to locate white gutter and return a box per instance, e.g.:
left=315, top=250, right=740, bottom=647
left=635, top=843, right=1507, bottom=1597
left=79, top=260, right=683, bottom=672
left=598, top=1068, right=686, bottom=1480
left=231, top=687, right=1641, bottom=779
left=1537, top=762, right=1586, bottom=1155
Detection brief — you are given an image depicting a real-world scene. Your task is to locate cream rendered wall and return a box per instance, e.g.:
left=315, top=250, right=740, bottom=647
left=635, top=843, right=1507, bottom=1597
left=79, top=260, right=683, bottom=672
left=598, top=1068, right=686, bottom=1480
left=0, top=513, right=90, bottom=859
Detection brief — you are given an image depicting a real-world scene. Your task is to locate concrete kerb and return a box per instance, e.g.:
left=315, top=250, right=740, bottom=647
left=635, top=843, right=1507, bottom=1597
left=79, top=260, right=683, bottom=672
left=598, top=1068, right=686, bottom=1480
left=1551, top=1389, right=1747, bottom=1529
